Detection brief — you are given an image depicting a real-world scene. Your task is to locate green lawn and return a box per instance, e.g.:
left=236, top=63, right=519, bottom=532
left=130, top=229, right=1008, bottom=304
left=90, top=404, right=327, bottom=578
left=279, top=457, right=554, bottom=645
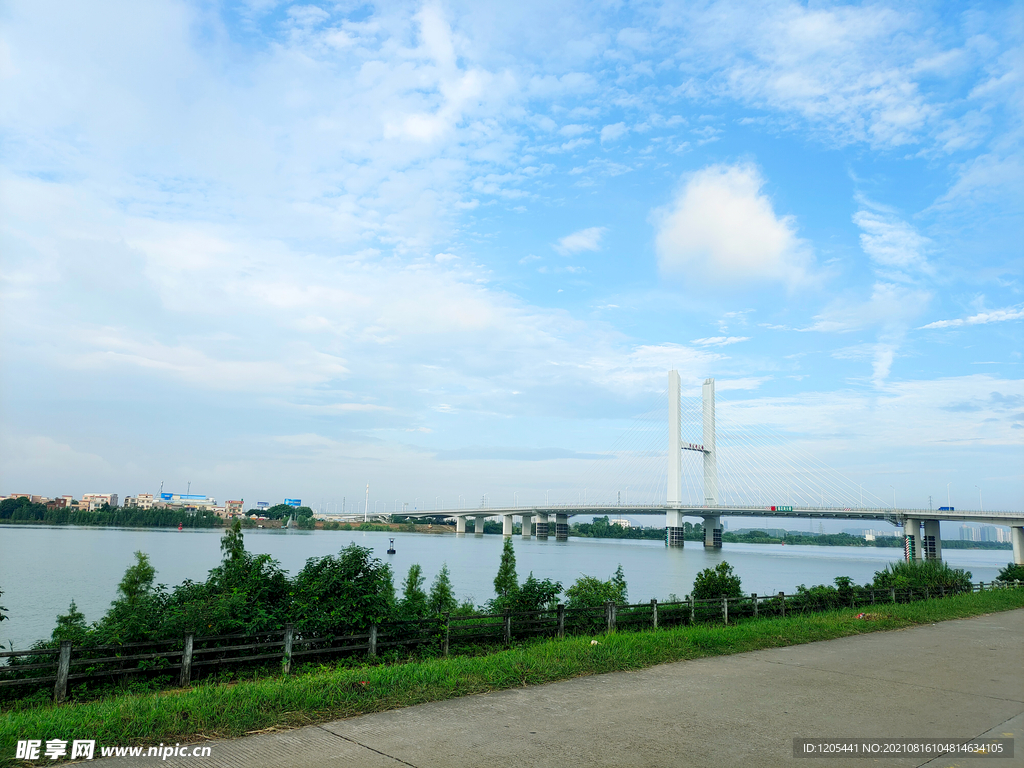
left=2, top=588, right=1022, bottom=766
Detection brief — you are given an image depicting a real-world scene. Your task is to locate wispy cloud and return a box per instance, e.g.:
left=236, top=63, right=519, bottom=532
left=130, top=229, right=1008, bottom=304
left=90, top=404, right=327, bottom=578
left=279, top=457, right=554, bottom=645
left=690, top=336, right=750, bottom=347
left=554, top=227, right=607, bottom=256
left=919, top=306, right=1024, bottom=330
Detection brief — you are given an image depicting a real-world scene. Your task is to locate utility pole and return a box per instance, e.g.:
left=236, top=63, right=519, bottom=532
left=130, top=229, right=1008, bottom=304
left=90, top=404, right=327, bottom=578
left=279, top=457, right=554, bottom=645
left=364, top=483, right=369, bottom=522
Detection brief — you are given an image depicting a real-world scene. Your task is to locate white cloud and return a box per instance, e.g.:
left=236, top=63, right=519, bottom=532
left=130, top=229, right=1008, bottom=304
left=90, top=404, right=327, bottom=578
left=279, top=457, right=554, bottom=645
left=554, top=226, right=606, bottom=256
left=600, top=122, right=628, bottom=143
left=919, top=306, right=1024, bottom=330
left=853, top=206, right=931, bottom=277
left=652, top=163, right=813, bottom=287
left=690, top=336, right=750, bottom=346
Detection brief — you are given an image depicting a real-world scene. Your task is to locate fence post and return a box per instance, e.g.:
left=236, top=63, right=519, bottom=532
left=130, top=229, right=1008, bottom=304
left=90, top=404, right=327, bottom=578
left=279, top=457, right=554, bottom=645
left=368, top=624, right=377, bottom=658
left=889, top=587, right=896, bottom=603
left=556, top=604, right=565, bottom=639
left=722, top=597, right=728, bottom=625
left=442, top=613, right=450, bottom=656
left=778, top=592, right=785, bottom=618
left=54, top=641, right=72, bottom=704
left=503, top=609, right=511, bottom=646
left=651, top=599, right=658, bottom=630
left=180, top=633, right=194, bottom=686
left=282, top=624, right=293, bottom=675
left=979, top=581, right=985, bottom=592
left=940, top=585, right=945, bottom=598
left=603, top=602, right=616, bottom=633
left=688, top=595, right=694, bottom=625
left=752, top=594, right=758, bottom=619
left=870, top=589, right=875, bottom=605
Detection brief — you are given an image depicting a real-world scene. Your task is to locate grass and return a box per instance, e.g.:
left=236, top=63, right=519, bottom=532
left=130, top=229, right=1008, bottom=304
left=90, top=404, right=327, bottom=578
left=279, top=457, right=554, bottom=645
left=2, top=588, right=1023, bottom=766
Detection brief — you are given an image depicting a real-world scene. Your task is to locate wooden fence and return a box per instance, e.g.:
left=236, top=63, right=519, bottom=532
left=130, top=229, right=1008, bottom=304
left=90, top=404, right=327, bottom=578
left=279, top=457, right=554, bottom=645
left=2, top=579, right=1018, bottom=704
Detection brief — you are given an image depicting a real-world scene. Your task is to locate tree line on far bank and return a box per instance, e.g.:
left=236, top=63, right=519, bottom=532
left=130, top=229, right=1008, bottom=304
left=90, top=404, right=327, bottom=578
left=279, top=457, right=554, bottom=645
left=2, top=498, right=1011, bottom=551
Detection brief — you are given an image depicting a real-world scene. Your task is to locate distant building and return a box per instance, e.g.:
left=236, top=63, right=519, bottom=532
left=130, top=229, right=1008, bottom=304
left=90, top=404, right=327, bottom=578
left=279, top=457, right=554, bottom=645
left=123, top=493, right=155, bottom=510
left=3, top=493, right=50, bottom=503
left=609, top=518, right=632, bottom=527
left=959, top=525, right=979, bottom=542
left=226, top=500, right=244, bottom=517
left=980, top=526, right=1000, bottom=542
left=81, top=493, right=118, bottom=511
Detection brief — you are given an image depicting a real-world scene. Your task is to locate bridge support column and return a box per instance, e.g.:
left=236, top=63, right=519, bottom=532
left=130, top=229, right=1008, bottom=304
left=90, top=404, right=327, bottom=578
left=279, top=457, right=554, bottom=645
left=475, top=515, right=487, bottom=536
left=535, top=512, right=549, bottom=539
left=903, top=518, right=922, bottom=561
left=703, top=516, right=722, bottom=548
left=666, top=510, right=685, bottom=547
left=922, top=520, right=942, bottom=560
left=456, top=516, right=466, bottom=535
left=1012, top=527, right=1024, bottom=566
left=502, top=514, right=513, bottom=537
left=521, top=514, right=532, bottom=539
left=555, top=513, right=568, bottom=541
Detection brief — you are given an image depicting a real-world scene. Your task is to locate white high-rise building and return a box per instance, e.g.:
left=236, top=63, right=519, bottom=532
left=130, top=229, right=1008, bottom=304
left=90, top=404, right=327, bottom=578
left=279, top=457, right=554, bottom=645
left=959, top=525, right=979, bottom=542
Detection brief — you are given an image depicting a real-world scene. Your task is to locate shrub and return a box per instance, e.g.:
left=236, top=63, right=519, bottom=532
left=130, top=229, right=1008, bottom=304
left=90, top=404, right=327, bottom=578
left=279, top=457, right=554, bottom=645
left=564, top=566, right=628, bottom=609
left=692, top=562, right=743, bottom=600
left=869, top=559, right=971, bottom=592
left=996, top=562, right=1024, bottom=582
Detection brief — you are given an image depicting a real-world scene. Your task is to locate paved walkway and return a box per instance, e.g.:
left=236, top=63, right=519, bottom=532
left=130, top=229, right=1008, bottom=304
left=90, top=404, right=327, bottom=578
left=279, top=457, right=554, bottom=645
left=95, top=610, right=1023, bottom=767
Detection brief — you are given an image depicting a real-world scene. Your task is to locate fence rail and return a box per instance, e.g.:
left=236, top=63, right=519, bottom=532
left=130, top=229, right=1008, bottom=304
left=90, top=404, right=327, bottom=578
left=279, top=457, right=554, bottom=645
left=2, top=580, right=1019, bottom=703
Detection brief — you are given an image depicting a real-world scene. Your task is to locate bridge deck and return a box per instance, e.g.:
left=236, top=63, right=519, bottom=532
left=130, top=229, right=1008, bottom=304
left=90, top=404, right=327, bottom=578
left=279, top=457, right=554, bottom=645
left=405, top=505, right=1023, bottom=527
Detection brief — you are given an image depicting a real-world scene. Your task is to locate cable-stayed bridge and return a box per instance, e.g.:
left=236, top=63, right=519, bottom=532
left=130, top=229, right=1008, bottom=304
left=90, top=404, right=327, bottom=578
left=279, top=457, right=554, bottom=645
left=403, top=371, right=1024, bottom=565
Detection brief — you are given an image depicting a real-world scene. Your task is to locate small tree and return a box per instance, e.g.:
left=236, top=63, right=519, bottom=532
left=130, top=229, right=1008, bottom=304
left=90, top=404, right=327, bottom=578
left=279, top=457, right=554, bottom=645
left=400, top=564, right=429, bottom=618
left=52, top=601, right=90, bottom=645
left=494, top=537, right=518, bottom=600
left=692, top=562, right=743, bottom=600
left=221, top=519, right=245, bottom=562
left=428, top=564, right=458, bottom=615
left=611, top=564, right=628, bottom=604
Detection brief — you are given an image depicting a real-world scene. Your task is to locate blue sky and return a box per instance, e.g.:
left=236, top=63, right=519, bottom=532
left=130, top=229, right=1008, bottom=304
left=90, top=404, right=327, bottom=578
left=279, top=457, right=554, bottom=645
left=1, top=0, right=1021, bottom=517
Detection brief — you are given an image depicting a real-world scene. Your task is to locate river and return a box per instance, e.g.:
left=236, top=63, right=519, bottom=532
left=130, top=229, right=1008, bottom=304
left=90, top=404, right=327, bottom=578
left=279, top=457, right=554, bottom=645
left=0, top=525, right=1011, bottom=651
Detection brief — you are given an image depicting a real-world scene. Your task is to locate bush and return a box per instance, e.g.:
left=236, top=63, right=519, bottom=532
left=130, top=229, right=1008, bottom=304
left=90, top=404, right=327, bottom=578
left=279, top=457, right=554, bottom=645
left=289, top=545, right=395, bottom=635
left=997, top=563, right=1024, bottom=582
left=869, top=559, right=971, bottom=592
left=692, top=562, right=743, bottom=600
left=564, top=566, right=628, bottom=609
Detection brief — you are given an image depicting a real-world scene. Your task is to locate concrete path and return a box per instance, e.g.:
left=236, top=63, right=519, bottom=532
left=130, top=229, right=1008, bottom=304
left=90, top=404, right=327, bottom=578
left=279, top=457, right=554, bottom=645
left=94, top=610, right=1023, bottom=767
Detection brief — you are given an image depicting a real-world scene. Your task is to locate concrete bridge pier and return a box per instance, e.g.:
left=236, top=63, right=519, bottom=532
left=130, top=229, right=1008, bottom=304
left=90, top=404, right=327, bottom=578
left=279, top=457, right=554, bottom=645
left=502, top=514, right=513, bottom=537
left=1012, top=527, right=1024, bottom=565
left=922, top=519, right=942, bottom=560
left=666, top=510, right=685, bottom=547
left=555, top=513, right=568, bottom=541
left=456, top=516, right=466, bottom=535
left=521, top=513, right=532, bottom=539
left=535, top=512, right=549, bottom=539
left=904, top=518, right=922, bottom=561
left=703, top=515, right=722, bottom=548
left=475, top=515, right=487, bottom=536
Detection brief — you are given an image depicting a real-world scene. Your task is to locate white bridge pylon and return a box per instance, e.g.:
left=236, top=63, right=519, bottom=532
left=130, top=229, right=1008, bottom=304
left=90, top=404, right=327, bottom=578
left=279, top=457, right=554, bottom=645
left=666, top=370, right=722, bottom=547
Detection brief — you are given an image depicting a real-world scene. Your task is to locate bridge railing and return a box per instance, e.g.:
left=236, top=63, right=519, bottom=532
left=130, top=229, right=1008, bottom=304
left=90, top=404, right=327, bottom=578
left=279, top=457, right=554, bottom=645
left=2, top=580, right=1019, bottom=704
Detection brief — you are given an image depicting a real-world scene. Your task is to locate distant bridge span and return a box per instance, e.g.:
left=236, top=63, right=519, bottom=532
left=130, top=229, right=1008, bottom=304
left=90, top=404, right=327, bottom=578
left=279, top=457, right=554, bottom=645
left=404, top=372, right=1024, bottom=565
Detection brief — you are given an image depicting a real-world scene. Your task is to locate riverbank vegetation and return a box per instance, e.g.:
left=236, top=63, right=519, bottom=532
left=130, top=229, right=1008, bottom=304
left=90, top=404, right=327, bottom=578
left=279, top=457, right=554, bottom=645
left=1, top=587, right=1021, bottom=766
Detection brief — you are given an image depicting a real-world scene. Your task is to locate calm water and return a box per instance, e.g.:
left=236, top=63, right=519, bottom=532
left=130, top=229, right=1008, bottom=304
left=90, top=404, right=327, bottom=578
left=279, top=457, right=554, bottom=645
left=0, top=525, right=1011, bottom=651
